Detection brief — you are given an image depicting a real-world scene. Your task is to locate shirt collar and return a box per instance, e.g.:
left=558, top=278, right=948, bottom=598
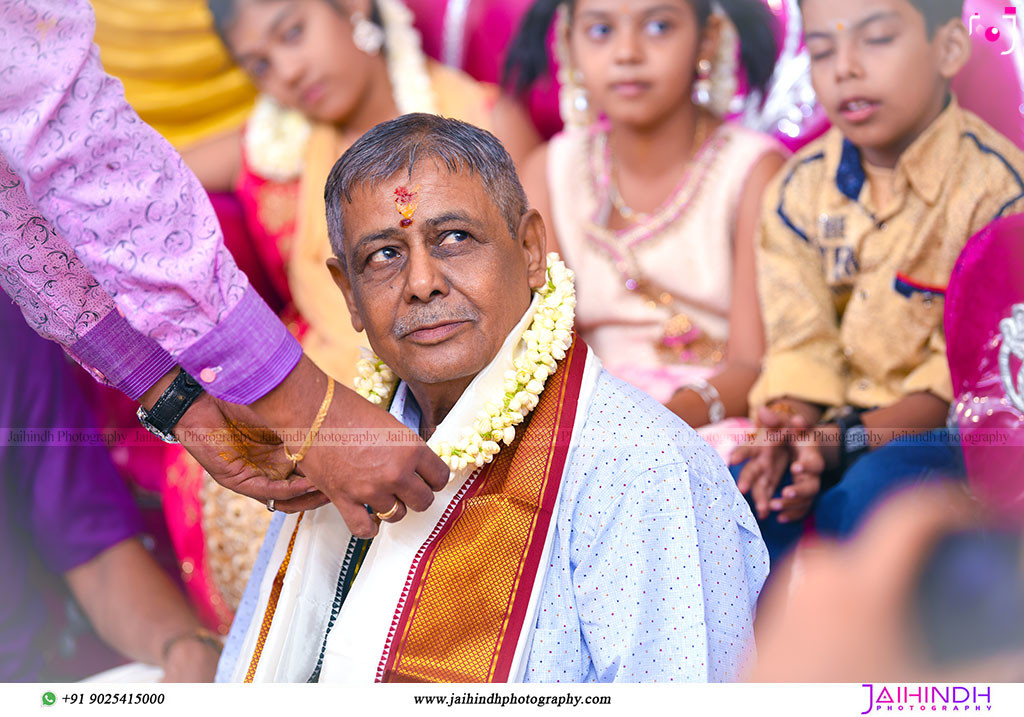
left=826, top=94, right=963, bottom=208
left=389, top=381, right=423, bottom=433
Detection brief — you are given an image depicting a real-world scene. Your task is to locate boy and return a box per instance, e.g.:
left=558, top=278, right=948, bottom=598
left=735, top=0, right=1024, bottom=559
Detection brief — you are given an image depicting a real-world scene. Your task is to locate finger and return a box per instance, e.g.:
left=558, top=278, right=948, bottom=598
left=214, top=475, right=316, bottom=502
left=274, top=491, right=331, bottom=513
left=370, top=497, right=407, bottom=524
left=415, top=447, right=450, bottom=491
left=753, top=454, right=788, bottom=518
left=770, top=479, right=819, bottom=512
left=756, top=406, right=784, bottom=429
left=791, top=444, right=826, bottom=477
left=778, top=492, right=816, bottom=523
left=729, top=443, right=753, bottom=467
left=395, top=476, right=434, bottom=513
left=752, top=473, right=777, bottom=519
left=334, top=498, right=379, bottom=539
left=736, top=459, right=761, bottom=495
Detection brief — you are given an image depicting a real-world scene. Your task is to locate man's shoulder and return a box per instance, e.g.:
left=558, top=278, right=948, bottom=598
left=570, top=369, right=724, bottom=478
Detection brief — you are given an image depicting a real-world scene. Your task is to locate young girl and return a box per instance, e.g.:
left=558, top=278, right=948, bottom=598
left=510, top=0, right=787, bottom=453
left=168, top=0, right=539, bottom=631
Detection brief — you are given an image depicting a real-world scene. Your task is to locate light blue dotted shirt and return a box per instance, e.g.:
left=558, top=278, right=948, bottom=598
left=219, top=370, right=768, bottom=684
left=401, top=370, right=769, bottom=683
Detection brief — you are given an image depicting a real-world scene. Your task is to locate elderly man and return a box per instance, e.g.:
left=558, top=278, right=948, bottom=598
left=219, top=115, right=767, bottom=684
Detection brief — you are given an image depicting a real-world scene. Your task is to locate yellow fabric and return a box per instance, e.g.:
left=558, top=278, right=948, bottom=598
left=91, top=0, right=256, bottom=148
left=289, top=62, right=497, bottom=384
left=751, top=98, right=1024, bottom=411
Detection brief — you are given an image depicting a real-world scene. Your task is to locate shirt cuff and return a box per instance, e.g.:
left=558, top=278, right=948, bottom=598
left=178, top=286, right=302, bottom=404
left=749, top=351, right=846, bottom=412
left=903, top=353, right=954, bottom=403
left=69, top=311, right=177, bottom=401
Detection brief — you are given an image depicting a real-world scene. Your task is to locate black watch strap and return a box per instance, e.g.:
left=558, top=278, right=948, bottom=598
left=836, top=409, right=870, bottom=474
left=137, top=371, right=205, bottom=443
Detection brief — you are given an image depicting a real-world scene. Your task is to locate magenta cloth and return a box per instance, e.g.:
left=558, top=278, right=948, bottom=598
left=0, top=0, right=300, bottom=403
left=945, top=213, right=1024, bottom=524
left=0, top=299, right=144, bottom=681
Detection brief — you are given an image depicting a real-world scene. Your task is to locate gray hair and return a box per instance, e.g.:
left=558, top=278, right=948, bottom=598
left=324, top=113, right=529, bottom=262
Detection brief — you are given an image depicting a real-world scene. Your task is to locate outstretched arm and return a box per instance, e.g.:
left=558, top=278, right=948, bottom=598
left=66, top=539, right=220, bottom=682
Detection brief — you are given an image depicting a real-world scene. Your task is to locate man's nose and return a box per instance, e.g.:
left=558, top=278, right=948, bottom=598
left=403, top=244, right=449, bottom=304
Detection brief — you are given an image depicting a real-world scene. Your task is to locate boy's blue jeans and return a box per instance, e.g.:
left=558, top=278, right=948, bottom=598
left=730, top=428, right=965, bottom=565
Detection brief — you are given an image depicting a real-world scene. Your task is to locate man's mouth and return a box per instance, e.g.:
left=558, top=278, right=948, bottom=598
left=838, top=98, right=880, bottom=123
left=402, top=320, right=471, bottom=344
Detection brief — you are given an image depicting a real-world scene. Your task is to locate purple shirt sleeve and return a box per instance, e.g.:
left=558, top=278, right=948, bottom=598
left=0, top=155, right=176, bottom=400
left=0, top=0, right=300, bottom=402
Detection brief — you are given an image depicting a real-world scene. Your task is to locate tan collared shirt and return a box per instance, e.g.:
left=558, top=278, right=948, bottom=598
left=751, top=99, right=1024, bottom=410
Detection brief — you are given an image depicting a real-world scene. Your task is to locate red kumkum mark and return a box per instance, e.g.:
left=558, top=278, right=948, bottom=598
left=394, top=184, right=420, bottom=228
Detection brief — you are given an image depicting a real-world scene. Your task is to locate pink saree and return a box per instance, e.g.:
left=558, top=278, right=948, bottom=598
left=946, top=213, right=1024, bottom=525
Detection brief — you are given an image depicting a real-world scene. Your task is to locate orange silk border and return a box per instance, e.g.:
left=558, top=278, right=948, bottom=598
left=379, top=338, right=587, bottom=682
left=244, top=513, right=305, bottom=683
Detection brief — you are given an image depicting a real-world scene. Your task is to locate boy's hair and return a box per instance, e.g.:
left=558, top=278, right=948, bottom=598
left=906, top=0, right=964, bottom=35
left=324, top=114, right=530, bottom=263
left=798, top=0, right=964, bottom=37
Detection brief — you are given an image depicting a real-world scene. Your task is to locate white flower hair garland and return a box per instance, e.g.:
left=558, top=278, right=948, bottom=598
left=355, top=254, right=577, bottom=471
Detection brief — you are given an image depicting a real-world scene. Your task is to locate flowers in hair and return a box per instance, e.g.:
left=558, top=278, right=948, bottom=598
left=354, top=254, right=576, bottom=471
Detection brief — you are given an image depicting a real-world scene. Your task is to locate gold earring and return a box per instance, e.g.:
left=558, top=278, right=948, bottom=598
left=693, top=58, right=712, bottom=107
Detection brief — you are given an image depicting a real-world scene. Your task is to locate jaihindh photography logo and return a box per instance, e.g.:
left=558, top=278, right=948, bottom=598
left=860, top=684, right=993, bottom=713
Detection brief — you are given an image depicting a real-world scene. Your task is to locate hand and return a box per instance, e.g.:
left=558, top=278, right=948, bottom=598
left=732, top=406, right=808, bottom=520
left=250, top=356, right=450, bottom=539
left=160, top=637, right=220, bottom=683
left=295, top=382, right=449, bottom=539
left=769, top=435, right=825, bottom=523
left=175, top=394, right=328, bottom=513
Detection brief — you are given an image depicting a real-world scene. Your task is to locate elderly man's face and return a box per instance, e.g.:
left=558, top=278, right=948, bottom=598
left=328, top=163, right=547, bottom=394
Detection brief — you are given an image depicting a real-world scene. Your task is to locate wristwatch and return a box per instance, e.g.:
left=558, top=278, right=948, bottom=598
left=836, top=409, right=870, bottom=473
left=137, top=370, right=205, bottom=444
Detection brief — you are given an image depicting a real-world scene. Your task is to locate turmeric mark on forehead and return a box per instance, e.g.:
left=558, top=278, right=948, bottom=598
left=394, top=184, right=420, bottom=227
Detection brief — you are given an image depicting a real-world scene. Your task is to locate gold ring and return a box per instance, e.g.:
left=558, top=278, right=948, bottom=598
left=375, top=499, right=402, bottom=521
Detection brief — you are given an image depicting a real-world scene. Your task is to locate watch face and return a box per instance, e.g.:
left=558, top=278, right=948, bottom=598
left=846, top=424, right=869, bottom=453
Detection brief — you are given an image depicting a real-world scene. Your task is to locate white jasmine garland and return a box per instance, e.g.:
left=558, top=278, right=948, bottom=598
left=245, top=0, right=437, bottom=182
left=354, top=255, right=577, bottom=472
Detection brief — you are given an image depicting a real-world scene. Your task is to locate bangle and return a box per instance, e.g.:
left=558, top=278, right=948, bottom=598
left=161, top=628, right=223, bottom=662
left=679, top=379, right=725, bottom=424
left=284, top=376, right=335, bottom=468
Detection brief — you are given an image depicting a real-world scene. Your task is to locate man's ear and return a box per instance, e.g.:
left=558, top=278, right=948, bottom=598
left=517, top=209, right=548, bottom=291
left=326, top=257, right=365, bottom=333
left=935, top=17, right=972, bottom=80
